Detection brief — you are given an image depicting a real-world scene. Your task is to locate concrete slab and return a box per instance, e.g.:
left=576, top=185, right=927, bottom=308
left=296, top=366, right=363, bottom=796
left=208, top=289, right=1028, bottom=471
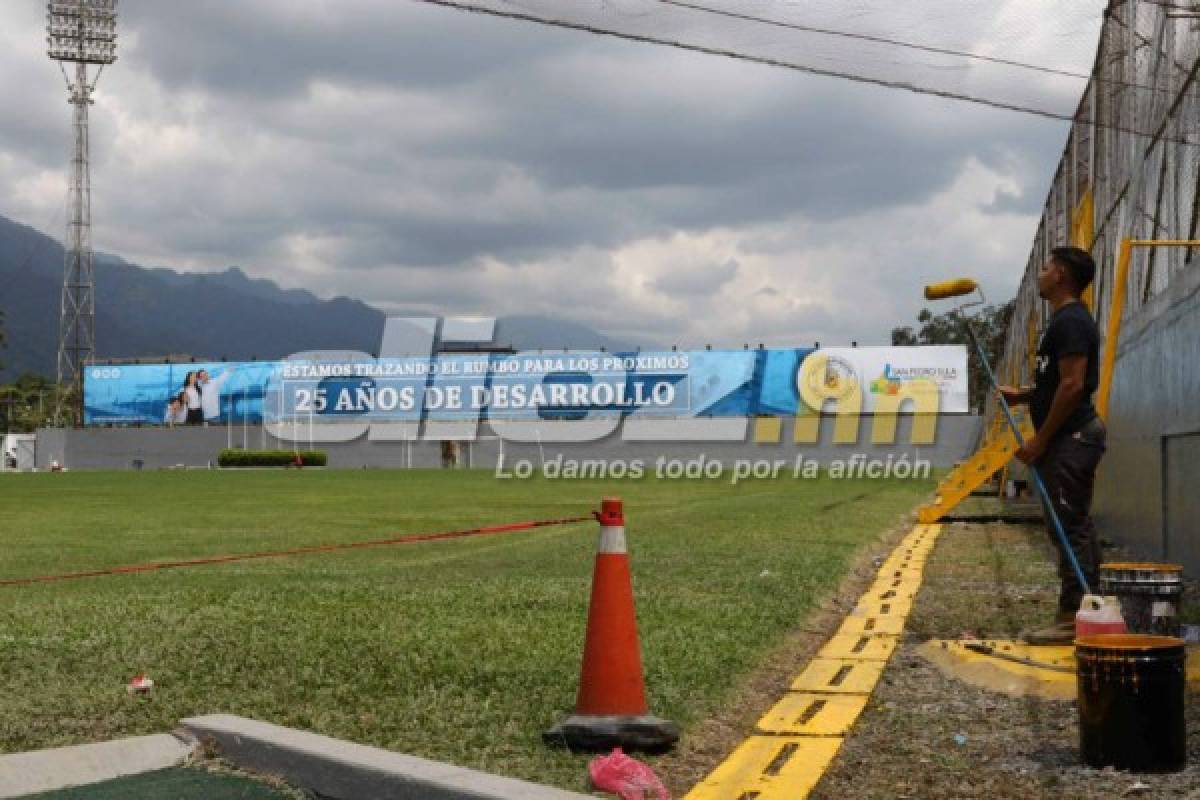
left=182, top=714, right=594, bottom=800
left=24, top=767, right=288, bottom=799
left=0, top=734, right=198, bottom=799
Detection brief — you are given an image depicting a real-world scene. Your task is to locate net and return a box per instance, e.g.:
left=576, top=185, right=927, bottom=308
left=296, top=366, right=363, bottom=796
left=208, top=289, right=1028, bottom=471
left=417, top=0, right=1110, bottom=124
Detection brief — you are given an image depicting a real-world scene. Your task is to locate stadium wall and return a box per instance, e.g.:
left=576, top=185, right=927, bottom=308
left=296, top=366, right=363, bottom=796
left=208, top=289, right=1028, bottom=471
left=34, top=414, right=982, bottom=472
left=1094, top=266, right=1200, bottom=574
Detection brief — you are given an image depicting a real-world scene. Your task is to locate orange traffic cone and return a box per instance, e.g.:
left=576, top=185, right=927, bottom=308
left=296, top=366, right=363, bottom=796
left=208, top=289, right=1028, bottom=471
left=544, top=497, right=679, bottom=752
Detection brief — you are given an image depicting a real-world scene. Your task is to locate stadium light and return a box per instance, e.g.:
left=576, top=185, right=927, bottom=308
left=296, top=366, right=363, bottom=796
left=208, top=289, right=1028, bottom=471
left=47, top=1, right=119, bottom=426
left=47, top=1, right=118, bottom=65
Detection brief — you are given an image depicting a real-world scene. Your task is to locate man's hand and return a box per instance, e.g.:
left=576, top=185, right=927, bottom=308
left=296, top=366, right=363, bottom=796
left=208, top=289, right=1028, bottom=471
left=1015, top=436, right=1047, bottom=465
left=997, top=385, right=1029, bottom=406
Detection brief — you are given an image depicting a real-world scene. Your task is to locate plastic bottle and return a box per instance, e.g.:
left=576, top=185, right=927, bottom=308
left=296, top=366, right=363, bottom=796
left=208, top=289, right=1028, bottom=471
left=1075, top=595, right=1128, bottom=637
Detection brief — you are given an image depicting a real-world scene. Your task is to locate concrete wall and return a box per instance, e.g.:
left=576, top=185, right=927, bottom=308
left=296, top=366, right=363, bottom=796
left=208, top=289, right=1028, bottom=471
left=34, top=414, right=982, bottom=473
left=1094, top=264, right=1200, bottom=574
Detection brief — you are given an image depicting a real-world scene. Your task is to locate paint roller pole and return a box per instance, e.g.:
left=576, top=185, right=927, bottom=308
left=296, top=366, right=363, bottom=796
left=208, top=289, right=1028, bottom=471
left=923, top=279, right=1091, bottom=596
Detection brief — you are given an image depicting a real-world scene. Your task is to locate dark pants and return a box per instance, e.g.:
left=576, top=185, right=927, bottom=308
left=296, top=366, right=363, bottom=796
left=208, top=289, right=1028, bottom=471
left=1037, top=416, right=1106, bottom=612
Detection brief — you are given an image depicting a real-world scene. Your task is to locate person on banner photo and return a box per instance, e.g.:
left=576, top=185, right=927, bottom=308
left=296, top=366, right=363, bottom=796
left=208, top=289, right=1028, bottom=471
left=175, top=391, right=189, bottom=425
left=198, top=366, right=236, bottom=424
left=998, top=246, right=1106, bottom=646
left=164, top=396, right=182, bottom=427
left=182, top=371, right=203, bottom=425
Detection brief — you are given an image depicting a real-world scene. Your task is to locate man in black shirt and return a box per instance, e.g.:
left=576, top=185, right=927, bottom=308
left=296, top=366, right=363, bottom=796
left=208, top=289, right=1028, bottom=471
left=999, top=246, right=1107, bottom=644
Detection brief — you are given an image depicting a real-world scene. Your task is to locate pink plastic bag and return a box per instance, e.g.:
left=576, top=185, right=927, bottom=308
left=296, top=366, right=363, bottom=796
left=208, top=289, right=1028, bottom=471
left=588, top=748, right=669, bottom=800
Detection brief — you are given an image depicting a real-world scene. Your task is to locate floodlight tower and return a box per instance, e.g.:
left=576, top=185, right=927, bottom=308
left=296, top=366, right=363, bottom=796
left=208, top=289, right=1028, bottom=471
left=47, top=0, right=117, bottom=426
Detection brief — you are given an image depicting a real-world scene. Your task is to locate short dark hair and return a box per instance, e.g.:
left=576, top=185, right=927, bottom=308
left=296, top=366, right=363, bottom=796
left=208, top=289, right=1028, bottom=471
left=1050, top=246, right=1096, bottom=292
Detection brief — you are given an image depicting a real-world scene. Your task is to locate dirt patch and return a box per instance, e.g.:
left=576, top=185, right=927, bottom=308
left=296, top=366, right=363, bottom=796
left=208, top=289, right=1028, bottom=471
left=658, top=511, right=922, bottom=796
left=813, top=519, right=1200, bottom=799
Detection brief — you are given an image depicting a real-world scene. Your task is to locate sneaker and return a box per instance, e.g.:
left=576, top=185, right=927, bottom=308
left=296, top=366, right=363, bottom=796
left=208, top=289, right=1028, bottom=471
left=1020, top=621, right=1075, bottom=645
left=1019, top=611, right=1075, bottom=646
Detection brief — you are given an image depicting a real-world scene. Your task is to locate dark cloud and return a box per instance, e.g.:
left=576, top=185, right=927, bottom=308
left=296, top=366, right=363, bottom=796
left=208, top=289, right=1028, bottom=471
left=121, top=2, right=578, bottom=96
left=0, top=1, right=1097, bottom=345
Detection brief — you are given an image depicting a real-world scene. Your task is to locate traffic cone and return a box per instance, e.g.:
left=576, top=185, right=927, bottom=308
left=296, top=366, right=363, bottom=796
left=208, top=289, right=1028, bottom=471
left=544, top=497, right=679, bottom=753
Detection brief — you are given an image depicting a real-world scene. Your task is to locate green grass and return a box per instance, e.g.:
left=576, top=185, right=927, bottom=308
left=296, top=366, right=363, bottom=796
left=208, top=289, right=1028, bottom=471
left=0, top=469, right=930, bottom=791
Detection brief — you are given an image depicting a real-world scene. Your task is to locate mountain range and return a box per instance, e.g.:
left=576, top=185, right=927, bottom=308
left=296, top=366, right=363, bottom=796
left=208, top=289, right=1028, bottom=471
left=0, top=214, right=642, bottom=381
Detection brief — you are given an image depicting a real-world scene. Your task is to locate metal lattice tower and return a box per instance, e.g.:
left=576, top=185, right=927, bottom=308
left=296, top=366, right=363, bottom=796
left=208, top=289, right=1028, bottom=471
left=47, top=0, right=117, bottom=426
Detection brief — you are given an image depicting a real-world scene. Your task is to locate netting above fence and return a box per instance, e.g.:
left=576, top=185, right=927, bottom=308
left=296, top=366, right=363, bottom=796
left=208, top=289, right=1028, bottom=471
left=419, top=0, right=1109, bottom=122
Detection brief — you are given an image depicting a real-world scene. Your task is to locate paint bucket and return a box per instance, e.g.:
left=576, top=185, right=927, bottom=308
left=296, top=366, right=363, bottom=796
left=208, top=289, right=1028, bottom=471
left=1098, top=562, right=1184, bottom=637
left=1075, top=634, right=1187, bottom=772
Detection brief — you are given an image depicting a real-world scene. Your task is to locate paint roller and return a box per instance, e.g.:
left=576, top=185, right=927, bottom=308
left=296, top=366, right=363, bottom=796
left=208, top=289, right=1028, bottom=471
left=923, top=278, right=979, bottom=301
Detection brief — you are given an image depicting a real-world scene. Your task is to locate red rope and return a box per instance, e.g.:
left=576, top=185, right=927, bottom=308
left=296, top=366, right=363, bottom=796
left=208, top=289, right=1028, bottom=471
left=0, top=516, right=589, bottom=587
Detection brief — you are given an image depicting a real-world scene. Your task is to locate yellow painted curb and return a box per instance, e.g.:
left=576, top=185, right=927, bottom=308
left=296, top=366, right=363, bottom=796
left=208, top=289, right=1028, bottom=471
left=756, top=692, right=870, bottom=736
left=684, top=522, right=943, bottom=799
left=837, top=614, right=906, bottom=636
left=877, top=555, right=928, bottom=573
left=789, top=658, right=887, bottom=694
left=815, top=632, right=899, bottom=662
left=861, top=580, right=921, bottom=603
left=875, top=565, right=927, bottom=582
left=684, top=736, right=843, bottom=800
left=848, top=596, right=914, bottom=618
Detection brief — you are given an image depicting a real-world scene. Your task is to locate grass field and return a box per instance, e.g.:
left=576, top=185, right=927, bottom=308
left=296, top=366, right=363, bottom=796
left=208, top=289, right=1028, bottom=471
left=0, top=470, right=931, bottom=791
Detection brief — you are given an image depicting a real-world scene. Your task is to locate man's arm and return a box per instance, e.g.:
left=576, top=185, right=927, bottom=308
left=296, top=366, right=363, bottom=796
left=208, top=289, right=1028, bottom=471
left=211, top=367, right=235, bottom=391
left=997, top=385, right=1033, bottom=406
left=1015, top=353, right=1087, bottom=464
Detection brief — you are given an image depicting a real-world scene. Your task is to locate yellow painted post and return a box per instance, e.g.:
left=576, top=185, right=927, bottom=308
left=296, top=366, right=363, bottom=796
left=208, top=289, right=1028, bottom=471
left=1097, top=238, right=1132, bottom=421
left=1072, top=189, right=1094, bottom=249
left=1072, top=189, right=1095, bottom=310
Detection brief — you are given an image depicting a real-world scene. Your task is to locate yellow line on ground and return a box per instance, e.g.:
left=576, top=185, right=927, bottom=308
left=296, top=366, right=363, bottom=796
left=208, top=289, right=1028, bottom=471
left=756, top=692, right=870, bottom=736
left=685, top=736, right=843, bottom=800
left=837, top=614, right=906, bottom=635
left=683, top=522, right=943, bottom=800
left=789, top=658, right=887, bottom=694
left=815, top=632, right=899, bottom=662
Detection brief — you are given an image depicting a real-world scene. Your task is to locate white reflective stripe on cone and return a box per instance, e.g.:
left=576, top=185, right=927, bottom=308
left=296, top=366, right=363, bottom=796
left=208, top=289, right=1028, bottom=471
left=597, top=525, right=627, bottom=554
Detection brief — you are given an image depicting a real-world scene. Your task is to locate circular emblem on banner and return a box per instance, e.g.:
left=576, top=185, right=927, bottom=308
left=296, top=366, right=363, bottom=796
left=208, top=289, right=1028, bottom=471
left=799, top=353, right=858, bottom=402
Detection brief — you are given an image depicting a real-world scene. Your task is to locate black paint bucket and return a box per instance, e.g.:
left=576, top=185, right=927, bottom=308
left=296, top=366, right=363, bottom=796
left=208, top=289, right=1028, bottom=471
left=1099, top=562, right=1184, bottom=637
left=1076, top=634, right=1187, bottom=772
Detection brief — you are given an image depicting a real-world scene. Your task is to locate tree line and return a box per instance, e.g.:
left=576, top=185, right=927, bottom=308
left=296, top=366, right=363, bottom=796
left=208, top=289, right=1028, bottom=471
left=891, top=301, right=1014, bottom=413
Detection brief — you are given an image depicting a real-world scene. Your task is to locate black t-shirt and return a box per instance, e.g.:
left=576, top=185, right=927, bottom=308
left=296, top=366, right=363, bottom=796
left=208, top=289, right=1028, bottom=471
left=1030, top=301, right=1099, bottom=435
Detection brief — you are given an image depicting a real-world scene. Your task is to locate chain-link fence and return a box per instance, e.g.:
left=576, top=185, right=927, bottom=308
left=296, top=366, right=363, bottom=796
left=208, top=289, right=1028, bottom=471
left=991, top=0, right=1200, bottom=421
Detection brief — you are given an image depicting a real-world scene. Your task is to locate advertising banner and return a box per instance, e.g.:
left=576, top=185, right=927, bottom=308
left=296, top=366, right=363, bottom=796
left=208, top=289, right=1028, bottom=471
left=83, top=346, right=967, bottom=426
left=813, top=346, right=969, bottom=413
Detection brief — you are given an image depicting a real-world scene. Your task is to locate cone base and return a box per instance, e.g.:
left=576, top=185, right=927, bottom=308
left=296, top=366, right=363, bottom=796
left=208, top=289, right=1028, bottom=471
left=543, top=713, right=679, bottom=753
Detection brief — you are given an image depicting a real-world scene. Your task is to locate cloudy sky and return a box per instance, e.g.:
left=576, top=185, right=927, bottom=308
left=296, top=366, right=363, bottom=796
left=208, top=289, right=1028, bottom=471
left=1, top=0, right=1106, bottom=347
